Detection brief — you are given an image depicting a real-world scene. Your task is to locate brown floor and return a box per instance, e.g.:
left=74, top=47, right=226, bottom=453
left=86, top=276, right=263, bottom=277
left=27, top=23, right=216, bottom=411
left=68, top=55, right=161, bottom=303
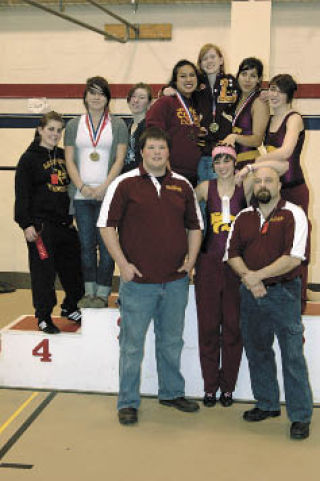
left=0, top=290, right=319, bottom=481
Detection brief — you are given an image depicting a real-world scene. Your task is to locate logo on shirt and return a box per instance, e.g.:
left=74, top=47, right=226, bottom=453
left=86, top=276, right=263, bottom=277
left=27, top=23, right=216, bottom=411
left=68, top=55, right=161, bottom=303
left=270, top=215, right=284, bottom=223
left=210, top=212, right=235, bottom=234
left=166, top=185, right=182, bottom=193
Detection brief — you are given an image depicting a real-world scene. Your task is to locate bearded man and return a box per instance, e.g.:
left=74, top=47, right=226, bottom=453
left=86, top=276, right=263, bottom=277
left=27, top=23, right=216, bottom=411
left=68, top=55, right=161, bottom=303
left=224, top=166, right=313, bottom=440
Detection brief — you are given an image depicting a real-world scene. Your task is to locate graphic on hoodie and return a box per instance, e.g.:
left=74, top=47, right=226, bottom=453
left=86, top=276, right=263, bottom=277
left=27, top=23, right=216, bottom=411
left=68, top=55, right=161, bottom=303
left=43, top=156, right=69, bottom=192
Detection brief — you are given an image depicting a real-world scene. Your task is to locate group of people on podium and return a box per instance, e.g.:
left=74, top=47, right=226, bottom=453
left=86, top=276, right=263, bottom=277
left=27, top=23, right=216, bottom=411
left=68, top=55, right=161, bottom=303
left=14, top=43, right=312, bottom=439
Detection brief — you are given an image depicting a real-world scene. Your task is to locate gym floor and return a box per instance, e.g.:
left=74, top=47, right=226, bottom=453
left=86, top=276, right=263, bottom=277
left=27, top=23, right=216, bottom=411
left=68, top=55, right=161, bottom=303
left=0, top=290, right=319, bottom=481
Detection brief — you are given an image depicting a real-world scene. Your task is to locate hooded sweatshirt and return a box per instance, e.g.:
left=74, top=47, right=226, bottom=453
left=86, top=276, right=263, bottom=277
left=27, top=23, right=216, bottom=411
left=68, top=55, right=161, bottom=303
left=14, top=141, right=72, bottom=230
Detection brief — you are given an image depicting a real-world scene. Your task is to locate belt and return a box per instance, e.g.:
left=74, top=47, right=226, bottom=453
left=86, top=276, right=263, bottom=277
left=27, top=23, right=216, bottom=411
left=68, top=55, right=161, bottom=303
left=266, top=278, right=295, bottom=287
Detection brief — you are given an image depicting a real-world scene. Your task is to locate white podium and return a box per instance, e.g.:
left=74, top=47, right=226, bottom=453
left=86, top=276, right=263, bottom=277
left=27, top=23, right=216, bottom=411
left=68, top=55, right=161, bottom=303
left=1, top=286, right=320, bottom=403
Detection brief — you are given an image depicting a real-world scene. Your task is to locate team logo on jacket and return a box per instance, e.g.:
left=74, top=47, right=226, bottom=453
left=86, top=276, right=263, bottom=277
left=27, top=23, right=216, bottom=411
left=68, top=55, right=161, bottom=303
left=210, top=212, right=235, bottom=234
left=217, top=78, right=238, bottom=104
left=176, top=107, right=201, bottom=127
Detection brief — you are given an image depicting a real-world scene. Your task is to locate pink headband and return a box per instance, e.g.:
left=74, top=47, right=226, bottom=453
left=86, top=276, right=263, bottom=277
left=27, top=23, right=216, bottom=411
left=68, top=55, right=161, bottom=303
left=212, top=145, right=237, bottom=161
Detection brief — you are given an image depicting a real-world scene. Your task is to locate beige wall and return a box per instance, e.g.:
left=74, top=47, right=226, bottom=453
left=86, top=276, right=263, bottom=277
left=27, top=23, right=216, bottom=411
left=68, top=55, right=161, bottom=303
left=1, top=3, right=320, bottom=281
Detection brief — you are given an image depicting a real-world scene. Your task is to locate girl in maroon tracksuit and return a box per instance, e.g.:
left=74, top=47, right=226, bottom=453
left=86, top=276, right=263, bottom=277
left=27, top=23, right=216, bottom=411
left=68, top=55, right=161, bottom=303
left=194, top=145, right=249, bottom=407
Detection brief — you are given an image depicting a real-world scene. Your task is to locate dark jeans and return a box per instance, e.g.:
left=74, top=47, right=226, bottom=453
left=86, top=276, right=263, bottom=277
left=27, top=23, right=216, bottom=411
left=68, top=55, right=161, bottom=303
left=117, top=276, right=189, bottom=410
left=27, top=221, right=84, bottom=319
left=74, top=199, right=114, bottom=287
left=240, top=278, right=313, bottom=423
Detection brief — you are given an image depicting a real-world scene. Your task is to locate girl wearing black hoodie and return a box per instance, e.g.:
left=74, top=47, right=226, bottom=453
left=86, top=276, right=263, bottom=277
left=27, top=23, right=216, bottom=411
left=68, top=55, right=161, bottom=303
left=14, top=111, right=84, bottom=334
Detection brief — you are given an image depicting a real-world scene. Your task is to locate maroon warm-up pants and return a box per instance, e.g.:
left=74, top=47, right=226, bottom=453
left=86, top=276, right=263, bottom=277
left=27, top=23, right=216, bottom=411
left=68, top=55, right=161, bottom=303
left=195, top=254, right=243, bottom=394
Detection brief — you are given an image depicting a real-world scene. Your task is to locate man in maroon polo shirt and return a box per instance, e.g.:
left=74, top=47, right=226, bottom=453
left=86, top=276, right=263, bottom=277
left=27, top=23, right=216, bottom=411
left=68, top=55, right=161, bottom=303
left=224, top=166, right=313, bottom=440
left=98, top=127, right=203, bottom=425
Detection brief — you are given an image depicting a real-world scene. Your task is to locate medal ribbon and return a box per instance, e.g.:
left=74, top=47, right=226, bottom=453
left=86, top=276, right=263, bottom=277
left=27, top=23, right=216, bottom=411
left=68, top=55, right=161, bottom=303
left=222, top=196, right=231, bottom=224
left=86, top=112, right=108, bottom=149
left=176, top=92, right=194, bottom=125
left=232, top=90, right=257, bottom=127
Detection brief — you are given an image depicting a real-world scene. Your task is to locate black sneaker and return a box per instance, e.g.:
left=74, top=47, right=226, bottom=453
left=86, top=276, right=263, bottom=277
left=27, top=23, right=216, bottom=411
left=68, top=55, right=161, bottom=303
left=159, top=397, right=200, bottom=412
left=203, top=393, right=216, bottom=407
left=219, top=392, right=233, bottom=407
left=38, top=319, right=60, bottom=334
left=243, top=407, right=281, bottom=422
left=290, top=422, right=310, bottom=440
left=61, top=308, right=81, bottom=323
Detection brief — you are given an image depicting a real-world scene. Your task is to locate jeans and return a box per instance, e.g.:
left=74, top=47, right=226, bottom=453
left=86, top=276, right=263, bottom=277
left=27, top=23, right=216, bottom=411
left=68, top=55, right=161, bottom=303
left=197, top=155, right=217, bottom=183
left=74, top=199, right=114, bottom=287
left=117, top=276, right=189, bottom=410
left=240, top=278, right=313, bottom=423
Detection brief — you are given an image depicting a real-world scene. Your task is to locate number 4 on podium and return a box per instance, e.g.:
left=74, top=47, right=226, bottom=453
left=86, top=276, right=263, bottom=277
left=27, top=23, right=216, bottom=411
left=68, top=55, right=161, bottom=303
left=32, top=339, right=52, bottom=362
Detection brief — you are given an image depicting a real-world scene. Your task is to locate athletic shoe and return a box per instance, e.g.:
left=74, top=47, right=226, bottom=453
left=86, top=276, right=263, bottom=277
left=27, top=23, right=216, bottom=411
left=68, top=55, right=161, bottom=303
left=61, top=308, right=81, bottom=323
left=78, top=295, right=95, bottom=308
left=38, top=318, right=60, bottom=334
left=90, top=296, right=108, bottom=308
left=203, top=393, right=216, bottom=407
left=219, top=392, right=233, bottom=407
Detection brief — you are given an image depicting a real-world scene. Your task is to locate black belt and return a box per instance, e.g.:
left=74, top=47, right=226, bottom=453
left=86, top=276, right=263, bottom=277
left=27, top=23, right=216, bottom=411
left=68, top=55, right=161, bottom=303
left=266, top=278, right=295, bottom=287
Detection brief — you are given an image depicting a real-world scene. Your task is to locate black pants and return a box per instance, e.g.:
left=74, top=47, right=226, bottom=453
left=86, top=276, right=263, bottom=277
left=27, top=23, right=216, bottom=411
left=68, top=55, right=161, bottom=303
left=27, top=222, right=84, bottom=319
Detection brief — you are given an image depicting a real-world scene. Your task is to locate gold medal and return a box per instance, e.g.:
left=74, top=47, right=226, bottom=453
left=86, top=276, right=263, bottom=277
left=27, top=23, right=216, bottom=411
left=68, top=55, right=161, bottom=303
left=209, top=122, right=219, bottom=133
left=90, top=151, right=100, bottom=161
